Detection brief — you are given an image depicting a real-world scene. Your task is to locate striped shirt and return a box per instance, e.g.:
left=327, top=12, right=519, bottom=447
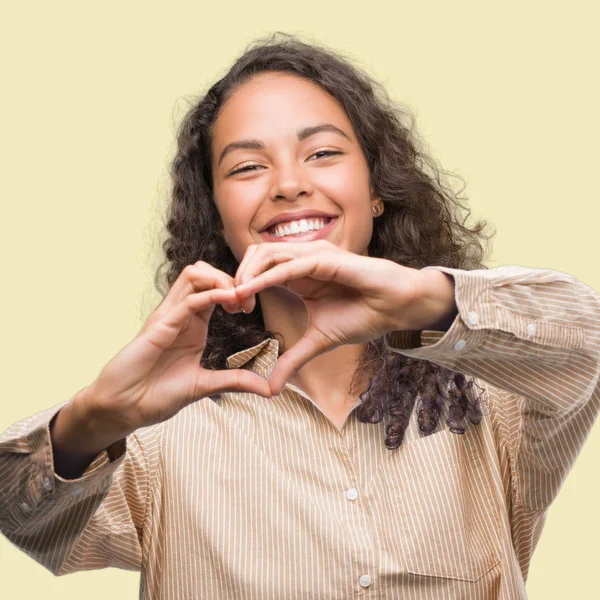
left=1, top=264, right=599, bottom=599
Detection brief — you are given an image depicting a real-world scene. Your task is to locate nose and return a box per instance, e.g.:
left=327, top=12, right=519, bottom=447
left=268, top=158, right=314, bottom=202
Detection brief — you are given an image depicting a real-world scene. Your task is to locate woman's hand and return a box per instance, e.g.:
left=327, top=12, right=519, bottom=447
left=75, top=262, right=272, bottom=442
left=232, top=240, right=446, bottom=395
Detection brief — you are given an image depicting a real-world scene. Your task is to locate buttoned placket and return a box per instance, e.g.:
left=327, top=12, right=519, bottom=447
left=284, top=382, right=379, bottom=592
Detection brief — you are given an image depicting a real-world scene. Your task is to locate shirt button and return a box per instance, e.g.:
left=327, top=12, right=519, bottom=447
left=20, top=502, right=32, bottom=514
left=453, top=339, right=466, bottom=351
left=345, top=488, right=359, bottom=501
left=467, top=311, right=478, bottom=325
left=43, top=477, right=53, bottom=492
left=527, top=323, right=537, bottom=336
left=359, top=574, right=372, bottom=588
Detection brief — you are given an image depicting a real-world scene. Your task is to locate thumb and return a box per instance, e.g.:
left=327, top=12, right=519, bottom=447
left=196, top=368, right=273, bottom=399
left=268, top=329, right=336, bottom=395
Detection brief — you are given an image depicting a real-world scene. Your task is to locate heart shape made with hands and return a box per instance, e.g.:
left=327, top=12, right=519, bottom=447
left=225, top=240, right=426, bottom=396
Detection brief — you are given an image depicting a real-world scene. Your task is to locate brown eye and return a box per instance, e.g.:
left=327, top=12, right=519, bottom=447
left=229, top=163, right=263, bottom=176
left=228, top=149, right=342, bottom=176
left=310, top=150, right=342, bottom=160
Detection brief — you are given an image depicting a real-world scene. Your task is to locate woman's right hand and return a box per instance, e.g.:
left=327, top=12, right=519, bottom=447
left=69, top=261, right=272, bottom=443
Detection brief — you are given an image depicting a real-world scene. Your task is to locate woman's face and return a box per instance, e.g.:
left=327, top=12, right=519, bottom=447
left=211, top=72, right=380, bottom=263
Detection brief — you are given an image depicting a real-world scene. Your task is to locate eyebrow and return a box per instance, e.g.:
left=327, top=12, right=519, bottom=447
left=216, top=123, right=350, bottom=167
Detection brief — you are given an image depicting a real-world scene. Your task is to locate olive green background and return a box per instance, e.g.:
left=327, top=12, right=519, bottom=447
left=1, top=1, right=598, bottom=598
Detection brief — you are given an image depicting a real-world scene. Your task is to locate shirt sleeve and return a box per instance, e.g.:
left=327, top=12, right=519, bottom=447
left=0, top=399, right=163, bottom=576
left=384, top=264, right=600, bottom=511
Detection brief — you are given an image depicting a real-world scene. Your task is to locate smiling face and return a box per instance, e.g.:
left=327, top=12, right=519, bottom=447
left=210, top=71, right=381, bottom=263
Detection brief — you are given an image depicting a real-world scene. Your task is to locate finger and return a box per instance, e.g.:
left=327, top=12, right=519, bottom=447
left=159, top=263, right=236, bottom=315
left=161, top=287, right=239, bottom=336
left=234, top=256, right=326, bottom=300
left=234, top=243, right=333, bottom=311
left=267, top=330, right=335, bottom=395
left=232, top=244, right=264, bottom=312
left=236, top=247, right=281, bottom=287
left=175, top=263, right=248, bottom=315
left=194, top=367, right=272, bottom=400
left=235, top=241, right=324, bottom=287
left=234, top=244, right=261, bottom=287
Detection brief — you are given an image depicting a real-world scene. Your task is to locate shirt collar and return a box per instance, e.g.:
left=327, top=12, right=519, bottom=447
left=226, top=337, right=280, bottom=372
left=225, top=329, right=443, bottom=372
left=224, top=336, right=364, bottom=412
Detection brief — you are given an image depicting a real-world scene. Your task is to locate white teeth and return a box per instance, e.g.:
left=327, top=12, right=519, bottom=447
left=270, top=217, right=331, bottom=238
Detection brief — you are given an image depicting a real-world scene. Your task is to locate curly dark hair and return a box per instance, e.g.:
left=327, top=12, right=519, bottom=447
left=154, top=32, right=496, bottom=450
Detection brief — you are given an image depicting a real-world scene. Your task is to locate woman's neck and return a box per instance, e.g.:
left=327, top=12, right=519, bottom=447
left=258, top=287, right=367, bottom=413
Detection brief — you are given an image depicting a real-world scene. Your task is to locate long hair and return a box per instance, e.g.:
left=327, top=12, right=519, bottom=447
left=154, top=32, right=496, bottom=449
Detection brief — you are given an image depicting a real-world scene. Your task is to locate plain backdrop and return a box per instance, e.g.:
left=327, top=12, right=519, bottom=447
left=1, top=1, right=598, bottom=598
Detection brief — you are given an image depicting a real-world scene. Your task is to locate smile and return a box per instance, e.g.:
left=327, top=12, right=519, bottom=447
left=259, top=217, right=338, bottom=243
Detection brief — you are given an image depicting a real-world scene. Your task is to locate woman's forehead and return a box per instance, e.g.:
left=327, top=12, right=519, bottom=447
left=215, top=74, right=351, bottom=138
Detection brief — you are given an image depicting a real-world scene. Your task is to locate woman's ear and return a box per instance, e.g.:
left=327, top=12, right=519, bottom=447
left=369, top=187, right=384, bottom=216
left=369, top=185, right=381, bottom=202
left=372, top=202, right=384, bottom=217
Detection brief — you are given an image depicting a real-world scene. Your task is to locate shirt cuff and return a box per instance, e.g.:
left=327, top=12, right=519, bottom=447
left=383, top=265, right=585, bottom=361
left=0, top=402, right=127, bottom=533
left=384, top=266, right=486, bottom=358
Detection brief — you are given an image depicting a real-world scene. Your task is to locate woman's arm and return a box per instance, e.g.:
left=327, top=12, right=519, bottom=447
left=385, top=264, right=600, bottom=510
left=0, top=396, right=162, bottom=575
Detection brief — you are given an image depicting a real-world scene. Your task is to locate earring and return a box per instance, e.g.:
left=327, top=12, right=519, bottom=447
left=372, top=203, right=383, bottom=216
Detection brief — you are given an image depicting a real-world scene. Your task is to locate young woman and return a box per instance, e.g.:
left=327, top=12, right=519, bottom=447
left=1, top=33, right=599, bottom=599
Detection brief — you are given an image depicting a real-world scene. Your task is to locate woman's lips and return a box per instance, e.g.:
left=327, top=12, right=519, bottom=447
left=259, top=217, right=339, bottom=243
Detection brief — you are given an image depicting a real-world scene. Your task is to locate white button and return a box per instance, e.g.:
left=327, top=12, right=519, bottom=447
left=20, top=502, right=32, bottom=514
left=359, top=574, right=372, bottom=588
left=453, top=339, right=466, bottom=351
left=527, top=323, right=536, bottom=336
left=71, top=487, right=83, bottom=495
left=43, top=477, right=53, bottom=491
left=345, top=488, right=359, bottom=501
left=468, top=311, right=478, bottom=325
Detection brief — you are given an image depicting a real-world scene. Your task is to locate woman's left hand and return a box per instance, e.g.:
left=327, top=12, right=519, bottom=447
left=232, top=240, right=454, bottom=394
